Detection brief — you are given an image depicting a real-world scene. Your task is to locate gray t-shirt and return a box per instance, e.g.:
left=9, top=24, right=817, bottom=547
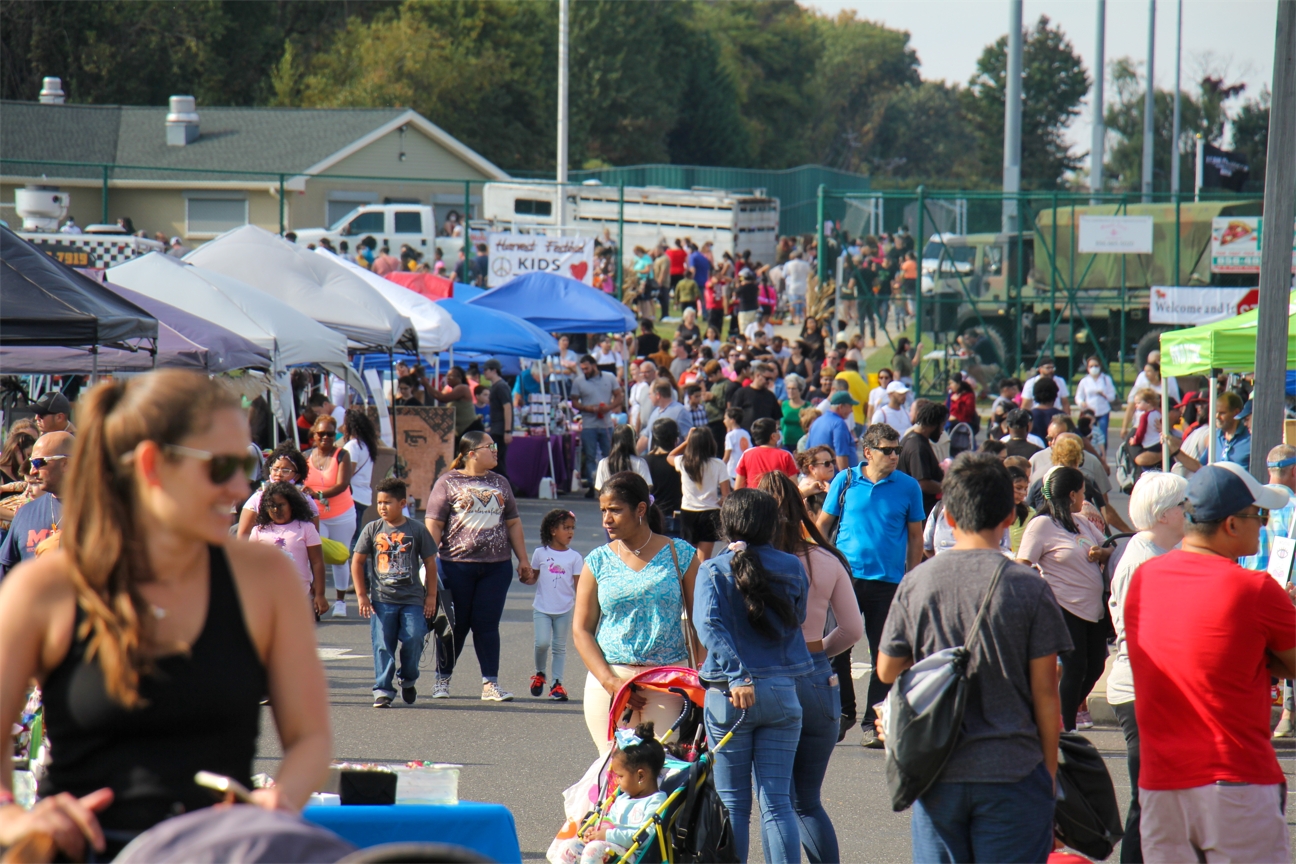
left=570, top=371, right=619, bottom=429
left=354, top=517, right=436, bottom=606
left=880, top=549, right=1073, bottom=783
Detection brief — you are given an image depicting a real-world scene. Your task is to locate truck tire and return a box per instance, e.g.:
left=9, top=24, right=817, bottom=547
left=1135, top=329, right=1170, bottom=370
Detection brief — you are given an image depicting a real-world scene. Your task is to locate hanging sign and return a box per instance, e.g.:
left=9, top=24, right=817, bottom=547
left=1210, top=217, right=1296, bottom=273
left=1077, top=216, right=1154, bottom=254
left=1149, top=286, right=1257, bottom=324
left=486, top=233, right=595, bottom=287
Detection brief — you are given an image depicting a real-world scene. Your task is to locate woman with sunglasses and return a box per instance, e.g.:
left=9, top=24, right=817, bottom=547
left=0, top=370, right=330, bottom=860
left=425, top=431, right=536, bottom=702
left=794, top=445, right=837, bottom=517
left=236, top=443, right=319, bottom=539
left=303, top=415, right=355, bottom=619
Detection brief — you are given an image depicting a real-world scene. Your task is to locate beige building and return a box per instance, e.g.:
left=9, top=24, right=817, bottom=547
left=0, top=95, right=508, bottom=245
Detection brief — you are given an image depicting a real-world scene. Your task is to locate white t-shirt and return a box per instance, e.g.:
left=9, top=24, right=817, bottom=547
left=243, top=486, right=320, bottom=517
left=344, top=439, right=374, bottom=505
left=591, top=347, right=624, bottom=369
left=1132, top=409, right=1162, bottom=447
left=1132, top=371, right=1180, bottom=402
left=867, top=386, right=888, bottom=412
left=1172, top=425, right=1211, bottom=477
left=1021, top=374, right=1070, bottom=410
left=872, top=404, right=910, bottom=430
left=1105, top=532, right=1169, bottom=705
left=783, top=259, right=811, bottom=297
left=673, top=455, right=727, bottom=511
left=1074, top=373, right=1116, bottom=417
left=723, top=428, right=752, bottom=480
left=530, top=545, right=584, bottom=615
left=595, top=455, right=652, bottom=491
left=1001, top=432, right=1047, bottom=449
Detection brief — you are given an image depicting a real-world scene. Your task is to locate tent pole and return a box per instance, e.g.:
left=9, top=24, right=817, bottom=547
left=90, top=346, right=98, bottom=386
left=539, top=360, right=557, bottom=494
left=1207, top=374, right=1218, bottom=464
left=388, top=349, right=398, bottom=463
left=1161, top=373, right=1171, bottom=472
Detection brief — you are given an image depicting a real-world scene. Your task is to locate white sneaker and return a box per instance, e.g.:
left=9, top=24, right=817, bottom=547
left=431, top=679, right=451, bottom=699
left=331, top=600, right=346, bottom=618
left=481, top=681, right=514, bottom=702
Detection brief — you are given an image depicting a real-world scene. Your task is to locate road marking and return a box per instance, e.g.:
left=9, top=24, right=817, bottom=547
left=318, top=647, right=364, bottom=661
left=851, top=662, right=872, bottom=680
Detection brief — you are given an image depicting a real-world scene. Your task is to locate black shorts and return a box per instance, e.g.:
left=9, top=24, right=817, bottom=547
left=680, top=509, right=721, bottom=544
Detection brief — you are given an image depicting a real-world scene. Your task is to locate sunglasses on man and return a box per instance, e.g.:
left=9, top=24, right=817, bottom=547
left=28, top=455, right=69, bottom=471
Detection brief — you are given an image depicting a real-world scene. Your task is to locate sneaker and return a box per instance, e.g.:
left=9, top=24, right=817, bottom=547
left=837, top=716, right=857, bottom=744
left=860, top=725, right=885, bottom=750
left=530, top=672, right=547, bottom=697
left=373, top=695, right=392, bottom=709
left=550, top=681, right=569, bottom=702
left=401, top=685, right=417, bottom=705
left=1272, top=715, right=1293, bottom=739
left=481, top=681, right=514, bottom=702
left=331, top=600, right=347, bottom=618
left=1075, top=709, right=1094, bottom=730
left=431, top=679, right=451, bottom=699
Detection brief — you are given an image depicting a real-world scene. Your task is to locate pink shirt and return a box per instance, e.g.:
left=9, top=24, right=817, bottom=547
left=797, top=545, right=863, bottom=658
left=249, top=519, right=321, bottom=593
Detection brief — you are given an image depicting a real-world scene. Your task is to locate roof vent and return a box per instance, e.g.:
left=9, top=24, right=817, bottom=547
left=165, top=95, right=199, bottom=146
left=39, top=77, right=65, bottom=104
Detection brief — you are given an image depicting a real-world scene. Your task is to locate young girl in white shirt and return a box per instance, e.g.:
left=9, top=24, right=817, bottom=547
left=528, top=509, right=583, bottom=702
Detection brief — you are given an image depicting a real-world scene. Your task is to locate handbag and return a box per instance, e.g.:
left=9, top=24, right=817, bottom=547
left=883, top=557, right=1009, bottom=812
left=320, top=537, right=350, bottom=565
left=668, top=540, right=702, bottom=669
left=1054, top=731, right=1125, bottom=858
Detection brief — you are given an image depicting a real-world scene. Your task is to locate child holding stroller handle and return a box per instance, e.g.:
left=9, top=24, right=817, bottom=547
left=529, top=509, right=583, bottom=702
left=556, top=724, right=669, bottom=864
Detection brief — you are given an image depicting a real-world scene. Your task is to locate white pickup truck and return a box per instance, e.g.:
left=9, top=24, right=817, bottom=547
left=293, top=204, right=468, bottom=260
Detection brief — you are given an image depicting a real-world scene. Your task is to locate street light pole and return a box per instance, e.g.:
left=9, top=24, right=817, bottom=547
left=557, top=0, right=569, bottom=185
left=1141, top=0, right=1157, bottom=203
left=1170, top=0, right=1183, bottom=199
left=1002, top=0, right=1023, bottom=234
left=1090, top=0, right=1106, bottom=201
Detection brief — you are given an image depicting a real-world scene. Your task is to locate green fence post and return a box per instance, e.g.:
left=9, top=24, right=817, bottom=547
left=815, top=185, right=826, bottom=290
left=915, top=185, right=925, bottom=398
left=1049, top=190, right=1058, bottom=367
left=1173, top=190, right=1181, bottom=286
left=278, top=174, right=285, bottom=235
left=617, top=183, right=625, bottom=301
left=101, top=164, right=109, bottom=224
left=463, top=181, right=472, bottom=284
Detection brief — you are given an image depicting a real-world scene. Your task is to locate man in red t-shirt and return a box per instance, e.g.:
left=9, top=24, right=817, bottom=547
left=1126, top=461, right=1296, bottom=862
left=664, top=239, right=688, bottom=319
left=734, top=418, right=798, bottom=489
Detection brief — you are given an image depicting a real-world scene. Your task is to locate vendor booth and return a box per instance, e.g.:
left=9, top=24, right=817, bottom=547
left=466, top=271, right=636, bottom=334
left=318, top=250, right=460, bottom=355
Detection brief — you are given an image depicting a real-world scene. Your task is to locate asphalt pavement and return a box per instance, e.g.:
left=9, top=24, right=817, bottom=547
left=257, top=492, right=1296, bottom=861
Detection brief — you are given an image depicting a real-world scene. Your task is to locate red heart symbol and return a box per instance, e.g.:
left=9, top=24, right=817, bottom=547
left=569, top=261, right=589, bottom=282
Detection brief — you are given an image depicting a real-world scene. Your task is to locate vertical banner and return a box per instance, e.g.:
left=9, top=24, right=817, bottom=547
left=487, top=233, right=595, bottom=287
left=391, top=406, right=456, bottom=511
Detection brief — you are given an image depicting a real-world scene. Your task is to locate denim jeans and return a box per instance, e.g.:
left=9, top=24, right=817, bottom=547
left=533, top=608, right=573, bottom=681
left=792, top=653, right=840, bottom=864
left=370, top=601, right=427, bottom=698
left=1093, top=413, right=1110, bottom=453
left=1112, top=700, right=1142, bottom=863
left=436, top=559, right=514, bottom=681
left=705, top=677, right=804, bottom=863
left=581, top=426, right=613, bottom=486
left=910, top=761, right=1055, bottom=863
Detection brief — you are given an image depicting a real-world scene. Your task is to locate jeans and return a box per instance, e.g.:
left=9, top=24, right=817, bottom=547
left=1059, top=608, right=1109, bottom=731
left=856, top=296, right=877, bottom=341
left=705, top=677, right=804, bottom=863
left=910, top=762, right=1056, bottom=863
left=875, top=297, right=892, bottom=334
left=436, top=559, right=514, bottom=681
left=1094, top=413, right=1111, bottom=454
left=1112, top=700, right=1142, bottom=863
left=792, top=653, right=840, bottom=863
left=349, top=500, right=369, bottom=550
left=533, top=608, right=573, bottom=681
left=370, top=602, right=427, bottom=698
left=581, top=426, right=613, bottom=487
left=831, top=579, right=899, bottom=725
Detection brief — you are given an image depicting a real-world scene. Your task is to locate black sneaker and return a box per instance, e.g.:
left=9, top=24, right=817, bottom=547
left=373, top=695, right=393, bottom=709
left=529, top=672, right=546, bottom=697
left=860, top=725, right=885, bottom=749
left=401, top=685, right=417, bottom=704
left=837, top=715, right=857, bottom=743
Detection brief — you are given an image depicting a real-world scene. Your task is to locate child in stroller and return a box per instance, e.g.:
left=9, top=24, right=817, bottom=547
left=558, top=724, right=668, bottom=864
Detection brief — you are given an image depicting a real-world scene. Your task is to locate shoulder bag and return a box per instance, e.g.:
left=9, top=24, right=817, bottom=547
left=883, top=556, right=1009, bottom=812
left=668, top=540, right=702, bottom=669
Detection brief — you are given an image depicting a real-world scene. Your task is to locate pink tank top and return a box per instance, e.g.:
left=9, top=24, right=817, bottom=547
left=305, top=448, right=353, bottom=520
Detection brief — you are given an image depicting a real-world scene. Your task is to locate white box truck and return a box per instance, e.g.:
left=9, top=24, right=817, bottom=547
left=481, top=182, right=780, bottom=265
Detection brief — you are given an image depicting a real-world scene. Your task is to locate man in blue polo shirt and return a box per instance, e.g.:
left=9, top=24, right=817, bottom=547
left=816, top=422, right=924, bottom=747
left=806, top=391, right=859, bottom=469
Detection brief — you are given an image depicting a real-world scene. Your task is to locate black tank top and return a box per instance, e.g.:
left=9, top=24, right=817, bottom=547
left=39, top=546, right=266, bottom=840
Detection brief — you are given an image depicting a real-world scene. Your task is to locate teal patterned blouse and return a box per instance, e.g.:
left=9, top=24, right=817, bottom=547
left=590, top=538, right=696, bottom=666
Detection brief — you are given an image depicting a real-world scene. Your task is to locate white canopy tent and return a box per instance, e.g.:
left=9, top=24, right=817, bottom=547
left=108, top=252, right=365, bottom=435
left=184, top=225, right=417, bottom=353
left=314, top=249, right=461, bottom=354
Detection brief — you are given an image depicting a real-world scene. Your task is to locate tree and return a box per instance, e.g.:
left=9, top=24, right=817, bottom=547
left=862, top=82, right=984, bottom=187
left=964, top=15, right=1090, bottom=190
left=1230, top=88, right=1270, bottom=191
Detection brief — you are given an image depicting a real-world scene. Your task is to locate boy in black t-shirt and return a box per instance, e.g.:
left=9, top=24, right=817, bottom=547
left=352, top=478, right=438, bottom=708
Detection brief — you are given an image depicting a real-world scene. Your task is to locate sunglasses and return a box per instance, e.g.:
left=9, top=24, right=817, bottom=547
left=812, top=459, right=835, bottom=468
left=1234, top=510, right=1269, bottom=526
left=869, top=446, right=902, bottom=456
left=164, top=444, right=258, bottom=484
left=472, top=443, right=499, bottom=453
left=28, top=455, right=68, bottom=470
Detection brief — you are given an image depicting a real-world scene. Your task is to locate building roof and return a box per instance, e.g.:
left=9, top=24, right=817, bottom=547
left=0, top=101, right=507, bottom=183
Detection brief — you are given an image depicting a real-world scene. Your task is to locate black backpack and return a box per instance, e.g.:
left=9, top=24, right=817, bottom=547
left=669, top=761, right=739, bottom=864
left=1054, top=732, right=1125, bottom=859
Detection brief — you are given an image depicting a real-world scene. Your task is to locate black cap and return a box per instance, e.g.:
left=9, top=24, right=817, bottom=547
left=483, top=358, right=503, bottom=372
left=32, top=392, right=71, bottom=417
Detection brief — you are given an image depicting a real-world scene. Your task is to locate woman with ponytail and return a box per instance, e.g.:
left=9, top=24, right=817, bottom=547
left=0, top=371, right=330, bottom=860
left=1017, top=465, right=1112, bottom=731
left=694, top=488, right=813, bottom=863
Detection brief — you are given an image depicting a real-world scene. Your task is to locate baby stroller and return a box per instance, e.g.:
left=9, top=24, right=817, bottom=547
left=553, top=667, right=740, bottom=864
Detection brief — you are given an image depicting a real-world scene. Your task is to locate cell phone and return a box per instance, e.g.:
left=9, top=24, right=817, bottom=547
left=194, top=770, right=254, bottom=804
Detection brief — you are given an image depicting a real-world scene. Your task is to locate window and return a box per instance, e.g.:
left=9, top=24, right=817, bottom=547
left=393, top=211, right=422, bottom=234
left=342, top=211, right=385, bottom=235
left=514, top=198, right=552, bottom=217
left=327, top=201, right=359, bottom=229
left=186, top=197, right=247, bottom=236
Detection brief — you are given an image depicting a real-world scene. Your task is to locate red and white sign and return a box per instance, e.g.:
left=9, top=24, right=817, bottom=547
left=1149, top=286, right=1255, bottom=324
left=486, top=232, right=595, bottom=288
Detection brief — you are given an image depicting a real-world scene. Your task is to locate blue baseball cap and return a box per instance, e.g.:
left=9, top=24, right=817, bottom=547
left=1185, top=462, right=1290, bottom=523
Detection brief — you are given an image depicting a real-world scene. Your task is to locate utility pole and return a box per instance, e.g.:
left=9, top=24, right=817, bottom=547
left=1090, top=0, right=1106, bottom=201
left=1170, top=0, right=1183, bottom=198
left=1003, top=0, right=1023, bottom=234
left=556, top=0, right=570, bottom=185
left=1250, top=0, right=1296, bottom=483
left=1141, top=0, right=1156, bottom=203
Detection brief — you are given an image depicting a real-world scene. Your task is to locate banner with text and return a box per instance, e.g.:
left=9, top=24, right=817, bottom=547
left=1077, top=215, right=1155, bottom=254
left=487, top=233, right=595, bottom=288
left=1210, top=217, right=1296, bottom=273
left=1149, top=286, right=1257, bottom=325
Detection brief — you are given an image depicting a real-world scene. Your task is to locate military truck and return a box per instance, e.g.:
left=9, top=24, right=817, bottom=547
left=918, top=200, right=1263, bottom=378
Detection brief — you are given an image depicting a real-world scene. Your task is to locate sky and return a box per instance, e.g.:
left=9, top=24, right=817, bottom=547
left=802, top=0, right=1278, bottom=170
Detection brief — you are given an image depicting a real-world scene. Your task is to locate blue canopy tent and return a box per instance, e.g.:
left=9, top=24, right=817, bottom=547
left=453, top=283, right=486, bottom=302
left=466, top=272, right=636, bottom=334
left=436, top=298, right=558, bottom=358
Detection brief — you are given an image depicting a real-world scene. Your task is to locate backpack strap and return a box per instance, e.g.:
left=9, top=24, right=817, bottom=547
left=964, top=557, right=1010, bottom=661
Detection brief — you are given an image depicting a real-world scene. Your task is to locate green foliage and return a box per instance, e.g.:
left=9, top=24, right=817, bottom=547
left=1230, top=88, right=1270, bottom=191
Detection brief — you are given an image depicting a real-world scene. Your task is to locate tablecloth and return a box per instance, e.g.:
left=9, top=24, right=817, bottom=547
left=303, top=803, right=521, bottom=862
left=506, top=432, right=577, bottom=498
